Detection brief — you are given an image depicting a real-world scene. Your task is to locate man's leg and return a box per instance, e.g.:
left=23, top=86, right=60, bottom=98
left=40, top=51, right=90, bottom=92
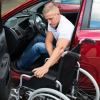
left=33, top=35, right=45, bottom=43
left=17, top=42, right=47, bottom=70
left=25, top=35, right=45, bottom=51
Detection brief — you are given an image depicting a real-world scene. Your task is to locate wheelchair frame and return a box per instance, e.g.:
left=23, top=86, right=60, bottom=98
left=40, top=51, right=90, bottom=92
left=9, top=61, right=100, bottom=100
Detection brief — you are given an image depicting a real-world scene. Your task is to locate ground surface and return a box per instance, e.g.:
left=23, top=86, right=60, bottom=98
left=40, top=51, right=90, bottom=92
left=1, top=0, right=26, bottom=15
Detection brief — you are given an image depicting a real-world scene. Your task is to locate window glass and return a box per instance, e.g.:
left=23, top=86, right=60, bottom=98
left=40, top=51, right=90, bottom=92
left=90, top=0, right=100, bottom=28
left=54, top=0, right=81, bottom=4
left=1, top=0, right=26, bottom=16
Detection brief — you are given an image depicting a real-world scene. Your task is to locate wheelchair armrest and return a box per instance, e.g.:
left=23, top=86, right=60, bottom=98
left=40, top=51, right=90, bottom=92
left=18, top=70, right=57, bottom=82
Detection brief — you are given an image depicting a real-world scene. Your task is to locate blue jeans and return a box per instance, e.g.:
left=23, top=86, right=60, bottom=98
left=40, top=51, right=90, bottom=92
left=17, top=35, right=47, bottom=70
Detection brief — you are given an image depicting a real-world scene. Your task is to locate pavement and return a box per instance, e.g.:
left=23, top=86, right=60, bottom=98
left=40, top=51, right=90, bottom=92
left=1, top=0, right=26, bottom=15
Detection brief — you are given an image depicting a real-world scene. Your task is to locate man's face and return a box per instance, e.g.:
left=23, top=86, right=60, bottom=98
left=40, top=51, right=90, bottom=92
left=44, top=12, right=60, bottom=28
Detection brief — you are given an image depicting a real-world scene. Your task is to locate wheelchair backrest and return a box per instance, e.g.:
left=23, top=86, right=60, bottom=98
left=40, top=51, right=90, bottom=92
left=57, top=51, right=79, bottom=93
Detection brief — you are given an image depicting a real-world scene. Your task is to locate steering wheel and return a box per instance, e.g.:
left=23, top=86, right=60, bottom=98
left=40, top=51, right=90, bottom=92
left=29, top=13, right=47, bottom=36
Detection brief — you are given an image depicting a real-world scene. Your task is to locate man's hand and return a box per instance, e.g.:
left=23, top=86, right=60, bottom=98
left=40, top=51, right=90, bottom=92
left=32, top=66, right=49, bottom=78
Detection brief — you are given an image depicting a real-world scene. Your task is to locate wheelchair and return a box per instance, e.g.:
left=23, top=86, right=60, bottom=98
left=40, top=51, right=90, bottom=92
left=8, top=39, right=100, bottom=100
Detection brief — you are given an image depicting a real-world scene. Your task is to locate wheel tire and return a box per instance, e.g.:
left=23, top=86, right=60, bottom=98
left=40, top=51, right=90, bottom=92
left=73, top=68, right=99, bottom=100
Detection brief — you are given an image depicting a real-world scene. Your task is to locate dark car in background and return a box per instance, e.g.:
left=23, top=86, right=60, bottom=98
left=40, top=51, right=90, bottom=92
left=0, top=0, right=100, bottom=99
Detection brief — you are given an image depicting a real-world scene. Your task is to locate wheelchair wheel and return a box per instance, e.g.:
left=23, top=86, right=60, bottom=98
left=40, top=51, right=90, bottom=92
left=73, top=68, right=99, bottom=100
left=28, top=88, right=70, bottom=100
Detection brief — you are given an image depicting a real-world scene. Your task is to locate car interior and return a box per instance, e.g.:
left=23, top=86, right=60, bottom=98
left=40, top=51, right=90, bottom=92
left=1, top=0, right=81, bottom=76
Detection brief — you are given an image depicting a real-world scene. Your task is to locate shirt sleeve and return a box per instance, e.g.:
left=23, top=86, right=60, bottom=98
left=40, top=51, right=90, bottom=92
left=58, top=20, right=74, bottom=41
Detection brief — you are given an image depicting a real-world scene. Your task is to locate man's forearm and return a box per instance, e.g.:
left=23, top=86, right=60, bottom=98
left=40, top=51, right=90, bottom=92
left=45, top=41, right=53, bottom=57
left=43, top=46, right=64, bottom=68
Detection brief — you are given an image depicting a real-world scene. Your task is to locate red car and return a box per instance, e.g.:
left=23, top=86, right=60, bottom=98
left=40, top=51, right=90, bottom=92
left=0, top=0, right=100, bottom=99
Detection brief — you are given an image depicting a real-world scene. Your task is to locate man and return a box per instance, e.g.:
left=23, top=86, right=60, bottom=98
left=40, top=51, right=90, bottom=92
left=32, top=2, right=74, bottom=78
left=16, top=2, right=74, bottom=78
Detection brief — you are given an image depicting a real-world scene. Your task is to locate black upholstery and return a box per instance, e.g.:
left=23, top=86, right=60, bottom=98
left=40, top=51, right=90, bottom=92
left=0, top=53, right=11, bottom=100
left=4, top=26, right=34, bottom=61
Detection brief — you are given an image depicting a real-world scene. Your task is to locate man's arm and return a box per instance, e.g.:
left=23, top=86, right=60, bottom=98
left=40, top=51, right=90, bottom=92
left=45, top=31, right=54, bottom=57
left=33, top=38, right=70, bottom=78
left=44, top=38, right=70, bottom=67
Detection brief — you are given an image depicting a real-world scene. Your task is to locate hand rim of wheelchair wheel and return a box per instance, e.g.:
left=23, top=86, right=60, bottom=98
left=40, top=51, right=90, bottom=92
left=28, top=88, right=70, bottom=100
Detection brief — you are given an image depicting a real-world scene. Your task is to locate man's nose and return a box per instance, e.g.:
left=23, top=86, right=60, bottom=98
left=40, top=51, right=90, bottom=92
left=48, top=20, right=51, bottom=24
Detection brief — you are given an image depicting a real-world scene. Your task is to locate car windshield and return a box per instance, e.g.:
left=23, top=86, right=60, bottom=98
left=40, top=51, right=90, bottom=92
left=90, top=0, right=100, bottom=28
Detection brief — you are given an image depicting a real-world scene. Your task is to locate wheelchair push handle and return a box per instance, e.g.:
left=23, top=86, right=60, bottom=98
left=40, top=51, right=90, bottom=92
left=79, top=38, right=96, bottom=45
left=71, top=38, right=96, bottom=53
left=20, top=73, right=33, bottom=83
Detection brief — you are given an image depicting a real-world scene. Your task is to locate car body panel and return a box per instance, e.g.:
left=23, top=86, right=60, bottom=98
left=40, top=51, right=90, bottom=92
left=56, top=3, right=80, bottom=12
left=73, top=0, right=100, bottom=86
left=78, top=30, right=100, bottom=86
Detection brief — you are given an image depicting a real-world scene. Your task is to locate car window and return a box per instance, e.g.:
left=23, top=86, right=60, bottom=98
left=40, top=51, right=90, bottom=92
left=53, top=0, right=81, bottom=4
left=90, top=0, right=100, bottom=28
left=1, top=0, right=26, bottom=16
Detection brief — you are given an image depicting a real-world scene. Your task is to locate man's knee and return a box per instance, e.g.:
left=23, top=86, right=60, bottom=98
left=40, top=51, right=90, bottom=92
left=34, top=35, right=45, bottom=43
left=32, top=42, right=45, bottom=52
